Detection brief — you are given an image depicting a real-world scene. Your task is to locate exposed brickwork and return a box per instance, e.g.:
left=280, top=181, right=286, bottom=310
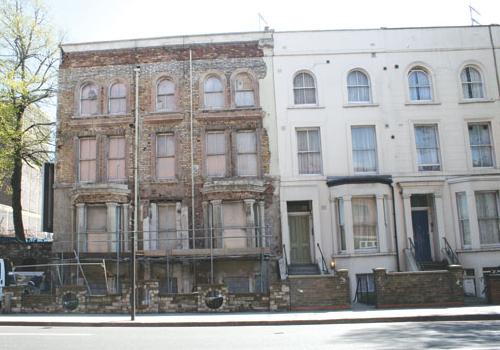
left=288, top=270, right=350, bottom=310
left=0, top=241, right=52, bottom=266
left=373, top=266, right=464, bottom=308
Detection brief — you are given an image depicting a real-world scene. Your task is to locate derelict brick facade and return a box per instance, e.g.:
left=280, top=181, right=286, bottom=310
left=54, top=35, right=280, bottom=296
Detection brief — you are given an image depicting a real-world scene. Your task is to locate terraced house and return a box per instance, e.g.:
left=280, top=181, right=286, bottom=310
left=53, top=31, right=281, bottom=303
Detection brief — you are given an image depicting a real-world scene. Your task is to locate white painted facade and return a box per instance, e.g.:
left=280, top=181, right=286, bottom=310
left=272, top=26, right=500, bottom=298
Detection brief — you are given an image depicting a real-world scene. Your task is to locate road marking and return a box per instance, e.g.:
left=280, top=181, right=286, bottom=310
left=0, top=333, right=92, bottom=336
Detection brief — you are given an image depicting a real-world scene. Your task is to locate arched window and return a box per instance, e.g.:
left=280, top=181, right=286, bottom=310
left=109, top=83, right=126, bottom=114
left=80, top=83, right=99, bottom=115
left=293, top=72, right=316, bottom=105
left=408, top=68, right=432, bottom=101
left=347, top=70, right=371, bottom=103
left=156, top=79, right=175, bottom=111
left=461, top=66, right=484, bottom=99
left=234, top=73, right=255, bottom=107
left=204, top=76, right=224, bottom=108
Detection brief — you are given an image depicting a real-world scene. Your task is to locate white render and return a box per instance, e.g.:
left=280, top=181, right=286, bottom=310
left=272, top=26, right=500, bottom=298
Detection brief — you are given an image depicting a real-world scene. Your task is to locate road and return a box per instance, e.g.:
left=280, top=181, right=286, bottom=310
left=1, top=321, right=500, bottom=349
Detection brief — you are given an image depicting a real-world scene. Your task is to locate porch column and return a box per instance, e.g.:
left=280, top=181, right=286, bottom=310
left=211, top=200, right=223, bottom=248
left=122, top=204, right=129, bottom=252
left=433, top=193, right=446, bottom=260
left=145, top=202, right=157, bottom=251
left=76, top=203, right=86, bottom=253
left=402, top=193, right=413, bottom=247
left=258, top=201, right=266, bottom=247
left=180, top=205, right=189, bottom=249
left=343, top=195, right=354, bottom=254
left=174, top=202, right=183, bottom=249
left=202, top=201, right=209, bottom=249
left=466, top=191, right=481, bottom=249
left=329, top=196, right=338, bottom=253
left=244, top=199, right=256, bottom=248
left=106, top=202, right=118, bottom=252
left=376, top=195, right=388, bottom=253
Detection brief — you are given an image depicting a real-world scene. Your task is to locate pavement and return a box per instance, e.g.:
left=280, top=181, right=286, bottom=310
left=0, top=305, right=500, bottom=327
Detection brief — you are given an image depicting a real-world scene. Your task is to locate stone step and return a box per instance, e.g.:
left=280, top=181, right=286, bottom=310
left=419, top=260, right=448, bottom=271
left=288, top=264, right=321, bottom=275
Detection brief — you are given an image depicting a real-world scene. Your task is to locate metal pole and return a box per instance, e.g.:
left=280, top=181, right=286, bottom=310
left=189, top=50, right=195, bottom=248
left=132, top=66, right=140, bottom=321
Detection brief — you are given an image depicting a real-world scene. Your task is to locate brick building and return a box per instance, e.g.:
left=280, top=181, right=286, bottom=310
left=54, top=32, right=280, bottom=296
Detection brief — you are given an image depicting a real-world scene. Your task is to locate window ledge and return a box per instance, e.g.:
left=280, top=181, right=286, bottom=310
left=405, top=101, right=441, bottom=106
left=143, top=112, right=184, bottom=122
left=458, top=98, right=495, bottom=104
left=332, top=251, right=396, bottom=258
left=343, top=103, right=379, bottom=108
left=287, top=105, right=325, bottom=110
left=72, top=114, right=131, bottom=119
left=457, top=246, right=500, bottom=253
left=152, top=178, right=179, bottom=184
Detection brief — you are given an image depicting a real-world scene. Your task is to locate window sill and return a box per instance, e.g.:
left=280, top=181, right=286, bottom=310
left=343, top=103, right=379, bottom=108
left=457, top=246, right=500, bottom=253
left=72, top=114, right=132, bottom=119
left=143, top=112, right=184, bottom=122
left=152, top=178, right=179, bottom=184
left=287, top=105, right=325, bottom=110
left=458, top=98, right=495, bottom=105
left=405, top=101, right=441, bottom=106
left=333, top=251, right=396, bottom=258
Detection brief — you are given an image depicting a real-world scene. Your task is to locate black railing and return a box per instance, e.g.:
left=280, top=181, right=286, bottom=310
left=408, top=237, right=422, bottom=270
left=442, top=237, right=460, bottom=265
left=316, top=243, right=329, bottom=274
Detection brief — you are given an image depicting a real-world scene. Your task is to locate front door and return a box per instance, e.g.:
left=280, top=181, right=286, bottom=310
left=288, top=214, right=312, bottom=264
left=411, top=210, right=432, bottom=262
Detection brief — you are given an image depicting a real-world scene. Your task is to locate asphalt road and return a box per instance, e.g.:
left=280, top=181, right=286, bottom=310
left=1, top=321, right=500, bottom=350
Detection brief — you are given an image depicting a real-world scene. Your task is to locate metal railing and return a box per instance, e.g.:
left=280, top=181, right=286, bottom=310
left=407, top=237, right=422, bottom=271
left=442, top=237, right=460, bottom=265
left=316, top=243, right=329, bottom=274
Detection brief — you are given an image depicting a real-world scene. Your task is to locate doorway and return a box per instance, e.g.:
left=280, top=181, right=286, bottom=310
left=287, top=201, right=313, bottom=265
left=410, top=194, right=433, bottom=262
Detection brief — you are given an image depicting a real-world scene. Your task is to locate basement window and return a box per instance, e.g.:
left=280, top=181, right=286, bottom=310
left=225, top=276, right=250, bottom=294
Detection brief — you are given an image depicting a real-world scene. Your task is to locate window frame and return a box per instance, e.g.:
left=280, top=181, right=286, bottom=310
left=456, top=192, right=471, bottom=248
left=413, top=124, right=442, bottom=172
left=78, top=137, right=97, bottom=183
left=203, top=75, right=225, bottom=109
left=156, top=78, right=176, bottom=112
left=296, top=128, right=323, bottom=175
left=79, top=82, right=99, bottom=116
left=460, top=65, right=485, bottom=100
left=475, top=191, right=500, bottom=246
left=108, top=82, right=127, bottom=115
left=351, top=125, right=378, bottom=173
left=407, top=67, right=433, bottom=102
left=205, top=131, right=227, bottom=177
left=155, top=133, right=176, bottom=180
left=233, top=72, right=256, bottom=108
left=468, top=122, right=495, bottom=168
left=293, top=71, right=317, bottom=106
left=107, top=136, right=126, bottom=182
left=236, top=130, right=258, bottom=177
left=351, top=196, right=379, bottom=252
left=346, top=69, right=372, bottom=104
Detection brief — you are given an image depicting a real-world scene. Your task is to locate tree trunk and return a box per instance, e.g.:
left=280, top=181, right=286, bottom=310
left=11, top=152, right=25, bottom=242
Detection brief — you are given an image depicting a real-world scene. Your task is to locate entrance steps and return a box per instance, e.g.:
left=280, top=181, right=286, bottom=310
left=419, top=260, right=448, bottom=271
left=288, top=264, right=321, bottom=275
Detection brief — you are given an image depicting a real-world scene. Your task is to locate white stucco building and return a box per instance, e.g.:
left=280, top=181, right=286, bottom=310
left=273, top=25, right=500, bottom=299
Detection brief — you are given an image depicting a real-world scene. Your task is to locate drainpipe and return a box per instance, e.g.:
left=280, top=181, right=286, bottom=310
left=131, top=66, right=140, bottom=321
left=189, top=50, right=195, bottom=249
left=488, top=25, right=500, bottom=99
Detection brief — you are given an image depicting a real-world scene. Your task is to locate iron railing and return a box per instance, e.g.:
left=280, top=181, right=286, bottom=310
left=442, top=237, right=460, bottom=265
left=408, top=237, right=422, bottom=270
left=316, top=243, right=329, bottom=274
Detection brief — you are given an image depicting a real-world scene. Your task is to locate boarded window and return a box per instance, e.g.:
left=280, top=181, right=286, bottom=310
left=352, top=197, right=378, bottom=250
left=236, top=131, right=257, bottom=176
left=158, top=204, right=177, bottom=250
left=79, top=138, right=97, bottom=182
left=206, top=132, right=226, bottom=177
left=87, top=206, right=107, bottom=253
left=157, top=79, right=175, bottom=111
left=297, top=129, right=322, bottom=174
left=80, top=83, right=99, bottom=115
left=235, top=73, right=255, bottom=107
left=222, top=202, right=246, bottom=248
left=108, top=137, right=126, bottom=181
left=109, top=83, right=126, bottom=114
left=225, top=276, right=250, bottom=293
left=156, top=134, right=175, bottom=179
left=204, top=76, right=224, bottom=108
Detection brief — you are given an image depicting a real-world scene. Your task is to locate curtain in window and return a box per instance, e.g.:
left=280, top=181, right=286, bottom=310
left=461, top=67, right=484, bottom=99
left=80, top=84, right=99, bottom=115
left=109, top=83, right=126, bottom=114
left=352, top=197, right=378, bottom=250
left=414, top=125, right=440, bottom=171
left=236, top=132, right=257, bottom=176
left=235, top=74, right=255, bottom=107
left=352, top=126, right=377, bottom=172
left=156, top=134, right=175, bottom=178
left=293, top=72, right=316, bottom=104
left=456, top=192, right=471, bottom=246
left=204, top=76, right=224, bottom=108
left=469, top=124, right=493, bottom=167
left=408, top=70, right=431, bottom=101
left=347, top=70, right=370, bottom=103
left=157, top=79, right=175, bottom=111
left=206, top=132, right=226, bottom=176
left=79, top=138, right=97, bottom=182
left=108, top=137, right=126, bottom=180
left=297, top=129, right=322, bottom=174
left=476, top=192, right=500, bottom=245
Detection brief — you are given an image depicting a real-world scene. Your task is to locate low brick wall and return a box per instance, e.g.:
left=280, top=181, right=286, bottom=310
left=269, top=282, right=290, bottom=311
left=485, top=274, right=500, bottom=305
left=288, top=269, right=350, bottom=311
left=373, top=265, right=464, bottom=308
left=0, top=241, right=52, bottom=267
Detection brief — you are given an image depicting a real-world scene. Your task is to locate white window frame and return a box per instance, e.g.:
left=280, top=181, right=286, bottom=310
left=296, top=128, right=323, bottom=175
left=293, top=71, right=317, bottom=105
left=408, top=68, right=433, bottom=102
left=204, top=75, right=225, bottom=109
left=156, top=78, right=176, bottom=112
left=414, top=124, right=441, bottom=172
left=461, top=66, right=485, bottom=100
left=80, top=83, right=99, bottom=116
left=468, top=122, right=495, bottom=168
left=347, top=70, right=371, bottom=104
left=351, top=125, right=378, bottom=173
left=351, top=196, right=379, bottom=252
left=475, top=191, right=500, bottom=246
left=456, top=192, right=471, bottom=248
left=108, top=82, right=127, bottom=115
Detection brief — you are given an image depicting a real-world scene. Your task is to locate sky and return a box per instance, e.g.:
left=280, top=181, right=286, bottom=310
left=44, top=0, right=500, bottom=44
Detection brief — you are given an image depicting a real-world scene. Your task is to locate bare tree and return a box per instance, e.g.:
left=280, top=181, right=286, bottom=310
left=0, top=0, right=58, bottom=242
